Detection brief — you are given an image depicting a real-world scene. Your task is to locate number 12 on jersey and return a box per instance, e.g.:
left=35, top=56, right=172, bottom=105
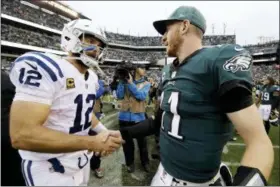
left=69, top=94, right=95, bottom=134
left=161, top=92, right=183, bottom=140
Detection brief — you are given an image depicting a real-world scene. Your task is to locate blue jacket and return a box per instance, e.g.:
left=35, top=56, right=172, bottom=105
left=116, top=77, right=151, bottom=122
left=96, top=80, right=105, bottom=99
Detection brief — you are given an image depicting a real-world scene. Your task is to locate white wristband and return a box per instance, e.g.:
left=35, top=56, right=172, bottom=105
left=92, top=122, right=107, bottom=133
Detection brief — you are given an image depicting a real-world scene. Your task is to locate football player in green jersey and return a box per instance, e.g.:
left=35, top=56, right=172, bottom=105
left=150, top=5, right=274, bottom=186
left=257, top=76, right=280, bottom=132
left=119, top=5, right=274, bottom=186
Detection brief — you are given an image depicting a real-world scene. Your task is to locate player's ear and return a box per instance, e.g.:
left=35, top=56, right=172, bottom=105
left=181, top=20, right=190, bottom=35
left=161, top=32, right=167, bottom=45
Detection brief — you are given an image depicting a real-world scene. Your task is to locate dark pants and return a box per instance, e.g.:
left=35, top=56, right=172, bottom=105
left=88, top=129, right=101, bottom=170
left=89, top=112, right=103, bottom=170
left=90, top=153, right=101, bottom=170
left=1, top=139, right=25, bottom=186
left=119, top=120, right=149, bottom=166
left=264, top=121, right=271, bottom=134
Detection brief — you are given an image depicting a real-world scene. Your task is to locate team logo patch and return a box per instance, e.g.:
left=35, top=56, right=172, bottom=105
left=66, top=78, right=75, bottom=89
left=223, top=53, right=252, bottom=73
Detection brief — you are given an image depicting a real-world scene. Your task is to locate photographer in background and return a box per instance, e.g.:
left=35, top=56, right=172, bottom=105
left=148, top=78, right=158, bottom=106
left=115, top=63, right=151, bottom=173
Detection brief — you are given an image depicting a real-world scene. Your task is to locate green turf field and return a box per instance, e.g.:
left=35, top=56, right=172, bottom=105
left=89, top=103, right=280, bottom=186
left=223, top=126, right=279, bottom=186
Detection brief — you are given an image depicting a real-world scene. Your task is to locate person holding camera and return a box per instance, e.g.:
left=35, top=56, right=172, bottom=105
left=116, top=66, right=151, bottom=173
left=148, top=78, right=158, bottom=106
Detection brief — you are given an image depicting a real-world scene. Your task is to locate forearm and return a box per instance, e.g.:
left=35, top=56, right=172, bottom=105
left=116, top=84, right=125, bottom=98
left=91, top=114, right=107, bottom=133
left=12, top=125, right=91, bottom=153
left=128, top=83, right=150, bottom=100
left=121, top=118, right=156, bottom=139
left=91, top=113, right=100, bottom=128
left=256, top=95, right=261, bottom=105
left=96, top=86, right=105, bottom=99
left=241, top=136, right=274, bottom=180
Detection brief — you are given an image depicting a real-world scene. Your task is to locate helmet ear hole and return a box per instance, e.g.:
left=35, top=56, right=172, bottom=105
left=65, top=36, right=71, bottom=41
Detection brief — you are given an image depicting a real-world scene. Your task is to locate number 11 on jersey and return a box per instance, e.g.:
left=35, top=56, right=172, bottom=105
left=161, top=92, right=183, bottom=140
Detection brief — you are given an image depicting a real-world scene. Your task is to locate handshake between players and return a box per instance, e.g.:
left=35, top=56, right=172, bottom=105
left=89, top=130, right=125, bottom=157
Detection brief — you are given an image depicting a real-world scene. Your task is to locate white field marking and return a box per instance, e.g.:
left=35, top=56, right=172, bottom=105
left=223, top=162, right=241, bottom=167
left=223, top=145, right=229, bottom=154
left=227, top=142, right=279, bottom=149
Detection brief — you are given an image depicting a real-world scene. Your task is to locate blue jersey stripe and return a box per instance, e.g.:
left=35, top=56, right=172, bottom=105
left=15, top=56, right=58, bottom=82
left=27, top=161, right=34, bottom=186
left=30, top=52, right=64, bottom=78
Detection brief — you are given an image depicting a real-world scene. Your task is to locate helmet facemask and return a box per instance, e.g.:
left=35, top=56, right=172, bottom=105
left=69, top=32, right=107, bottom=76
left=81, top=32, right=106, bottom=60
left=61, top=19, right=108, bottom=76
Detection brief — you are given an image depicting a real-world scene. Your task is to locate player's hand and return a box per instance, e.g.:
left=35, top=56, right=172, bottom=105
left=127, top=73, right=133, bottom=84
left=95, top=130, right=125, bottom=157
left=274, top=109, right=279, bottom=116
left=88, top=130, right=124, bottom=156
left=100, top=130, right=124, bottom=143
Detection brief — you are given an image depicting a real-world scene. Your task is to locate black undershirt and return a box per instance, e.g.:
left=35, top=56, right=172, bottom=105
left=218, top=80, right=253, bottom=113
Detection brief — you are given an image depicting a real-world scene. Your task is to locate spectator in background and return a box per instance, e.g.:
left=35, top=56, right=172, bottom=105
left=1, top=69, right=25, bottom=186
left=257, top=76, right=280, bottom=134
left=148, top=78, right=158, bottom=105
left=116, top=66, right=151, bottom=173
left=276, top=42, right=280, bottom=62
left=89, top=76, right=105, bottom=178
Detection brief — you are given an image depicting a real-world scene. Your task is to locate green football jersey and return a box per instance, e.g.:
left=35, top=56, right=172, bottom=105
left=159, top=44, right=253, bottom=183
left=260, top=85, right=280, bottom=109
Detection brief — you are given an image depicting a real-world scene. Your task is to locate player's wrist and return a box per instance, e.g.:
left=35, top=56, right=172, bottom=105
left=232, top=165, right=267, bottom=186
left=91, top=122, right=107, bottom=134
left=80, top=135, right=95, bottom=151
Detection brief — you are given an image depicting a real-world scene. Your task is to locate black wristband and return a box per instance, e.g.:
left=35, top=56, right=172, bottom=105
left=233, top=166, right=267, bottom=186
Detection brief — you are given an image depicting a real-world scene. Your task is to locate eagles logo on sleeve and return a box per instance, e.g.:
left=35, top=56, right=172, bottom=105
left=223, top=53, right=253, bottom=73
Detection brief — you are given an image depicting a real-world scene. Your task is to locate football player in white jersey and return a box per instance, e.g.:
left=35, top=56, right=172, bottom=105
left=9, top=19, right=124, bottom=186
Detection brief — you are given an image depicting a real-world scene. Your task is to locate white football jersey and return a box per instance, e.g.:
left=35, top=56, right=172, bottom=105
left=10, top=51, right=99, bottom=161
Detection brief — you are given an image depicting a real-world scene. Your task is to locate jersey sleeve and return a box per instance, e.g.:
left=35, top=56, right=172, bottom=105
left=273, top=86, right=280, bottom=96
left=90, top=70, right=100, bottom=94
left=214, top=44, right=254, bottom=89
left=9, top=53, right=61, bottom=105
left=96, top=80, right=105, bottom=99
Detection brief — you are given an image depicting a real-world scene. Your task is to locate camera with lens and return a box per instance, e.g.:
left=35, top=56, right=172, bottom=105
left=114, top=61, right=138, bottom=82
left=110, top=61, right=148, bottom=91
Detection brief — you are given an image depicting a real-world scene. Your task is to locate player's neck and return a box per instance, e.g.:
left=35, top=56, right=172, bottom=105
left=68, top=59, right=88, bottom=74
left=177, top=37, right=202, bottom=63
